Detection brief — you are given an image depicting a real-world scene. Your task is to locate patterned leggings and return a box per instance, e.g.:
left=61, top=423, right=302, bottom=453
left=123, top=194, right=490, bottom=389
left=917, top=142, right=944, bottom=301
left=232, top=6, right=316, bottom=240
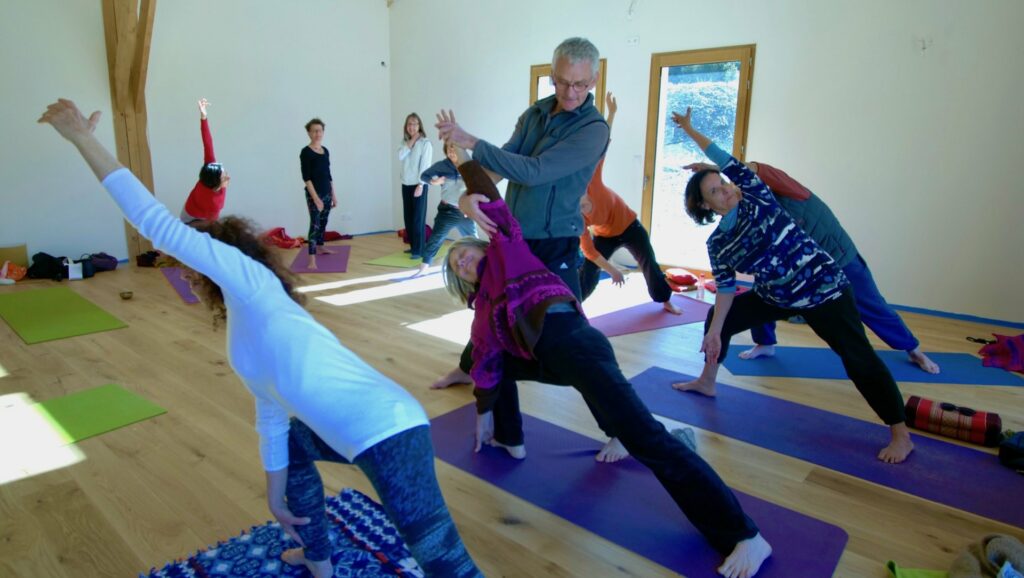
left=306, top=193, right=331, bottom=255
left=285, top=420, right=482, bottom=577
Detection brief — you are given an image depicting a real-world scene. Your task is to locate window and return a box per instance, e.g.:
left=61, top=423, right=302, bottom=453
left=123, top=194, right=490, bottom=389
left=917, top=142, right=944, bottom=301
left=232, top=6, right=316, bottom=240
left=640, top=45, right=755, bottom=271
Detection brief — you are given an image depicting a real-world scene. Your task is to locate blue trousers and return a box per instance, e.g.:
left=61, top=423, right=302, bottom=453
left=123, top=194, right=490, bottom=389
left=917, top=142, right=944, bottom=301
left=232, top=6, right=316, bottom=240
left=422, top=202, right=477, bottom=264
left=488, top=311, right=759, bottom=555
left=751, top=254, right=919, bottom=351
left=285, top=420, right=481, bottom=577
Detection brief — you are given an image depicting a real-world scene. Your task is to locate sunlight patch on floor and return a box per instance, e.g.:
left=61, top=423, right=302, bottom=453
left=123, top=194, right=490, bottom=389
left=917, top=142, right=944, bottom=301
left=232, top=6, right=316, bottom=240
left=0, top=392, right=85, bottom=485
left=406, top=309, right=474, bottom=345
left=314, top=271, right=446, bottom=307
left=296, top=268, right=420, bottom=294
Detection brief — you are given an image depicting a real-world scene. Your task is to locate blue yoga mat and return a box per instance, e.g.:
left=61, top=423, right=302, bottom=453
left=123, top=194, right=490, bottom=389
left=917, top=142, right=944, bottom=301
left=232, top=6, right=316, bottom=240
left=723, top=346, right=1023, bottom=386
left=431, top=404, right=847, bottom=578
left=630, top=366, right=1024, bottom=529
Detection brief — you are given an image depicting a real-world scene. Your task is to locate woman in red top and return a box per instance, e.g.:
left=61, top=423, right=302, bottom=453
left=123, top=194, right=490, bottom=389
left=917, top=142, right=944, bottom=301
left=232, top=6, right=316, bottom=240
left=180, top=98, right=230, bottom=223
left=579, top=92, right=680, bottom=315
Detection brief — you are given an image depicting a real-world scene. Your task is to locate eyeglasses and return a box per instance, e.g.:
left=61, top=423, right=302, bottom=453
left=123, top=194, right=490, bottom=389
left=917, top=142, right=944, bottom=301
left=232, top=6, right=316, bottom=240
left=939, top=402, right=977, bottom=416
left=206, top=163, right=223, bottom=171
left=551, top=76, right=593, bottom=93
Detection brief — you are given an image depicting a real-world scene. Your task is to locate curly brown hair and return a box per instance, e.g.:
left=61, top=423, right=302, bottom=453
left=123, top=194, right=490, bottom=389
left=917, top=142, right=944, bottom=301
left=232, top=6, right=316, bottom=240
left=186, top=216, right=305, bottom=326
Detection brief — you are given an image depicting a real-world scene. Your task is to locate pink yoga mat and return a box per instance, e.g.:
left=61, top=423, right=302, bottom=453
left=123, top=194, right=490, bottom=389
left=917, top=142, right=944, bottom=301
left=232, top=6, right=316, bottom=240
left=288, top=245, right=351, bottom=274
left=589, top=294, right=711, bottom=337
left=160, top=267, right=199, bottom=304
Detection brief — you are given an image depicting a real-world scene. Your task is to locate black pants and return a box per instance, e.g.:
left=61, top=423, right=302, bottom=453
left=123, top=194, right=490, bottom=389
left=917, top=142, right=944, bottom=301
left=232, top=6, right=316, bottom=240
left=401, top=184, right=429, bottom=257
left=305, top=193, right=332, bottom=255
left=580, top=219, right=673, bottom=303
left=458, top=236, right=582, bottom=373
left=489, top=311, right=759, bottom=554
left=707, top=287, right=906, bottom=425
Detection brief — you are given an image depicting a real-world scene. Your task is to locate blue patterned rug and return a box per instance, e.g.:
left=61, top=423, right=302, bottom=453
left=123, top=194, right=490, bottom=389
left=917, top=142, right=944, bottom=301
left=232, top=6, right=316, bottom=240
left=143, top=489, right=424, bottom=577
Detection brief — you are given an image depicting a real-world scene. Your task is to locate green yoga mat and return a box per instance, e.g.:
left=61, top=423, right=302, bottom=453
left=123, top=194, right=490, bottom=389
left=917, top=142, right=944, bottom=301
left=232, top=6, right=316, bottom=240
left=365, top=242, right=452, bottom=268
left=33, top=384, right=166, bottom=444
left=0, top=286, right=127, bottom=344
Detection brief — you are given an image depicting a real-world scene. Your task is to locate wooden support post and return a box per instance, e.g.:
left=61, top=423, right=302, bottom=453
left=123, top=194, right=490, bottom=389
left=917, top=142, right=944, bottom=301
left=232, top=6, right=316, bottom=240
left=102, top=0, right=157, bottom=258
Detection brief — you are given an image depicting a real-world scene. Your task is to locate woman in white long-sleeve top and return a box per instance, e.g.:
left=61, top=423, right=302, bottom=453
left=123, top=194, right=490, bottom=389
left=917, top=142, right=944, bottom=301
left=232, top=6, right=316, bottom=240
left=398, top=112, right=433, bottom=258
left=38, top=98, right=482, bottom=578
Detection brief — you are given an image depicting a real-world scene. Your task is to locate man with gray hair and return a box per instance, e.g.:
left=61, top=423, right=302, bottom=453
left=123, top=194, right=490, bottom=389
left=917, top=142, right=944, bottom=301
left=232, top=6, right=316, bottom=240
left=436, top=36, right=609, bottom=298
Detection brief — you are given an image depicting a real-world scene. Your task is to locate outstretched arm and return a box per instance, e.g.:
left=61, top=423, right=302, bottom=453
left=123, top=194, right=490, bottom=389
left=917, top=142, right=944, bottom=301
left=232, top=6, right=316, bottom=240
left=198, top=98, right=216, bottom=164
left=605, top=91, right=617, bottom=133
left=671, top=107, right=711, bottom=153
left=38, top=99, right=120, bottom=180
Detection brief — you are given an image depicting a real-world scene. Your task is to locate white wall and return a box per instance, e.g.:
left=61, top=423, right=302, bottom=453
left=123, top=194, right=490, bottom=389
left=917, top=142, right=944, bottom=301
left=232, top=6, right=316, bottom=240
left=388, top=0, right=1024, bottom=322
left=146, top=0, right=392, bottom=238
left=0, top=0, right=125, bottom=261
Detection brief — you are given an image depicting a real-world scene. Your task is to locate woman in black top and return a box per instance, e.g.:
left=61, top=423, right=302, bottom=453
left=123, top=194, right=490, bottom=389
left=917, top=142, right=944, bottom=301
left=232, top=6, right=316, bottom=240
left=300, top=118, right=336, bottom=270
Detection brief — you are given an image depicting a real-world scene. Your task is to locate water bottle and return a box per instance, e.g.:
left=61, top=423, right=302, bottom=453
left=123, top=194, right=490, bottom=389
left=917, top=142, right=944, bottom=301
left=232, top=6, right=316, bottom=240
left=697, top=273, right=706, bottom=299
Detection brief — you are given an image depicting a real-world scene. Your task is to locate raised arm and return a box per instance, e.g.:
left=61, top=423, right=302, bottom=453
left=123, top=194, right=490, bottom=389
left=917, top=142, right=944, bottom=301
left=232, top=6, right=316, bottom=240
left=605, top=91, right=617, bottom=133
left=198, top=98, right=215, bottom=164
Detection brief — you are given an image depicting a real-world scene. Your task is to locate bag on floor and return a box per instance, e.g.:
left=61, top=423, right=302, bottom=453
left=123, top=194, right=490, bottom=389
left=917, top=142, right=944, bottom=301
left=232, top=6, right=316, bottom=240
left=90, top=252, right=118, bottom=272
left=1000, top=432, right=1024, bottom=473
left=74, top=254, right=96, bottom=279
left=27, top=252, right=67, bottom=281
left=904, top=395, right=1003, bottom=447
left=978, top=334, right=1024, bottom=374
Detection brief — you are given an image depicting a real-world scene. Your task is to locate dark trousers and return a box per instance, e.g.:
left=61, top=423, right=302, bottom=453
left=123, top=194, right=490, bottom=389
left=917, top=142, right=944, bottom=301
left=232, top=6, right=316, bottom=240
left=489, top=311, right=759, bottom=554
left=580, top=219, right=673, bottom=303
left=458, top=236, right=582, bottom=373
left=305, top=193, right=332, bottom=255
left=401, top=184, right=429, bottom=257
left=422, top=202, right=477, bottom=264
left=750, top=255, right=919, bottom=352
left=285, top=420, right=482, bottom=577
left=709, top=287, right=906, bottom=425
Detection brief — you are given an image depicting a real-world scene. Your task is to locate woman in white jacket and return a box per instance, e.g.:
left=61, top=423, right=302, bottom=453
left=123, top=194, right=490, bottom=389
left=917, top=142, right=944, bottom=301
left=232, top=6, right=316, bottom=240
left=398, top=112, right=433, bottom=258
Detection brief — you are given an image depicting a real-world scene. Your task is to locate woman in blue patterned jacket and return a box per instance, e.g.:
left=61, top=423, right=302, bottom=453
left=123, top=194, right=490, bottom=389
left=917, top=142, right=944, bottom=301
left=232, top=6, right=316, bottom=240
left=671, top=108, right=914, bottom=464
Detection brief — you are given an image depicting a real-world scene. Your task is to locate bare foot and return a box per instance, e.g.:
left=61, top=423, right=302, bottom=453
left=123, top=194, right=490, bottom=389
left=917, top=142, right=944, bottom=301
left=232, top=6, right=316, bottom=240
left=430, top=366, right=472, bottom=389
left=595, top=437, right=629, bottom=463
left=907, top=348, right=940, bottom=374
left=306, top=255, right=318, bottom=270
left=738, top=344, right=775, bottom=360
left=488, top=440, right=526, bottom=459
left=411, top=263, right=430, bottom=278
left=662, top=300, right=683, bottom=315
left=672, top=376, right=717, bottom=397
left=317, top=246, right=334, bottom=255
left=718, top=533, right=772, bottom=578
left=281, top=548, right=333, bottom=578
left=878, top=424, right=914, bottom=464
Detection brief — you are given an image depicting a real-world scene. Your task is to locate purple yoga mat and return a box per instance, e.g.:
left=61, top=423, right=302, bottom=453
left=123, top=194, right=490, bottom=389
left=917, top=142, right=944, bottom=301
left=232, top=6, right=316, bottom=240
left=289, top=245, right=351, bottom=274
left=431, top=404, right=847, bottom=578
left=160, top=267, right=198, bottom=304
left=589, top=294, right=711, bottom=338
left=630, top=366, right=1024, bottom=528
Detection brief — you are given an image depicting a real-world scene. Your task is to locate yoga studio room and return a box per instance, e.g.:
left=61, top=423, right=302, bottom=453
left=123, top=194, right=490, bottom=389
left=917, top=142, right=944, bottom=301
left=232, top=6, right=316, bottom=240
left=2, top=1, right=1022, bottom=577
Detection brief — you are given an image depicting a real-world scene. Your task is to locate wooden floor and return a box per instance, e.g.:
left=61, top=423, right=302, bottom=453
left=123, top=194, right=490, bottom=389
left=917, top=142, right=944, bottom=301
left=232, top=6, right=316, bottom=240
left=1, top=233, right=1021, bottom=578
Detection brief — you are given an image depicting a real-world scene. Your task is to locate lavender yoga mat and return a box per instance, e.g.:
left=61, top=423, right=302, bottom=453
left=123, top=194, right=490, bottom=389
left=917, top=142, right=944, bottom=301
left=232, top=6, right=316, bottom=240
left=160, top=267, right=198, bottom=304
left=630, top=366, right=1024, bottom=528
left=431, top=404, right=847, bottom=578
left=589, top=294, right=711, bottom=338
left=724, top=346, right=1024, bottom=386
left=289, top=245, right=351, bottom=274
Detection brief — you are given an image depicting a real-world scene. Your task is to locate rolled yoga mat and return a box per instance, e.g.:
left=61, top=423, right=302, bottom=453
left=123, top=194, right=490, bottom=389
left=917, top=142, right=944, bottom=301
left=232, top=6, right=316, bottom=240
left=589, top=294, right=711, bottom=338
left=431, top=404, right=847, bottom=578
left=630, top=366, right=1024, bottom=528
left=289, top=244, right=352, bottom=273
left=0, top=286, right=127, bottom=344
left=723, top=346, right=1023, bottom=386
left=159, top=267, right=199, bottom=304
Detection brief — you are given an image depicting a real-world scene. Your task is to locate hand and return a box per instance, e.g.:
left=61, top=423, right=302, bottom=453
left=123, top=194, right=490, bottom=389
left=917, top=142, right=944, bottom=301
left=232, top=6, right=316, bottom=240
left=268, top=502, right=310, bottom=547
left=475, top=411, right=495, bottom=452
left=197, top=98, right=209, bottom=119
left=671, top=107, right=693, bottom=131
left=330, top=195, right=338, bottom=208
left=313, top=199, right=324, bottom=212
left=37, top=99, right=102, bottom=143
left=430, top=176, right=446, bottom=186
left=609, top=268, right=625, bottom=286
left=435, top=109, right=478, bottom=149
left=700, top=331, right=722, bottom=363
left=683, top=162, right=717, bottom=173
left=414, top=184, right=423, bottom=198
left=458, top=193, right=497, bottom=235
left=605, top=91, right=617, bottom=116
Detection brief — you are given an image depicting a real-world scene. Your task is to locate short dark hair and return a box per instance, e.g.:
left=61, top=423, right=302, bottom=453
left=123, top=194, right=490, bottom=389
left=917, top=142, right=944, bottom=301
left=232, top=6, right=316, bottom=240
left=198, top=162, right=223, bottom=189
left=685, top=169, right=720, bottom=225
left=305, top=118, right=324, bottom=132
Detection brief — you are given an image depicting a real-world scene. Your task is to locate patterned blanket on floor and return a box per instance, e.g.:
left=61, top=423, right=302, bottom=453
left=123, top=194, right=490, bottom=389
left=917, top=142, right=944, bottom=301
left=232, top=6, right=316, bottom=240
left=143, top=489, right=424, bottom=577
